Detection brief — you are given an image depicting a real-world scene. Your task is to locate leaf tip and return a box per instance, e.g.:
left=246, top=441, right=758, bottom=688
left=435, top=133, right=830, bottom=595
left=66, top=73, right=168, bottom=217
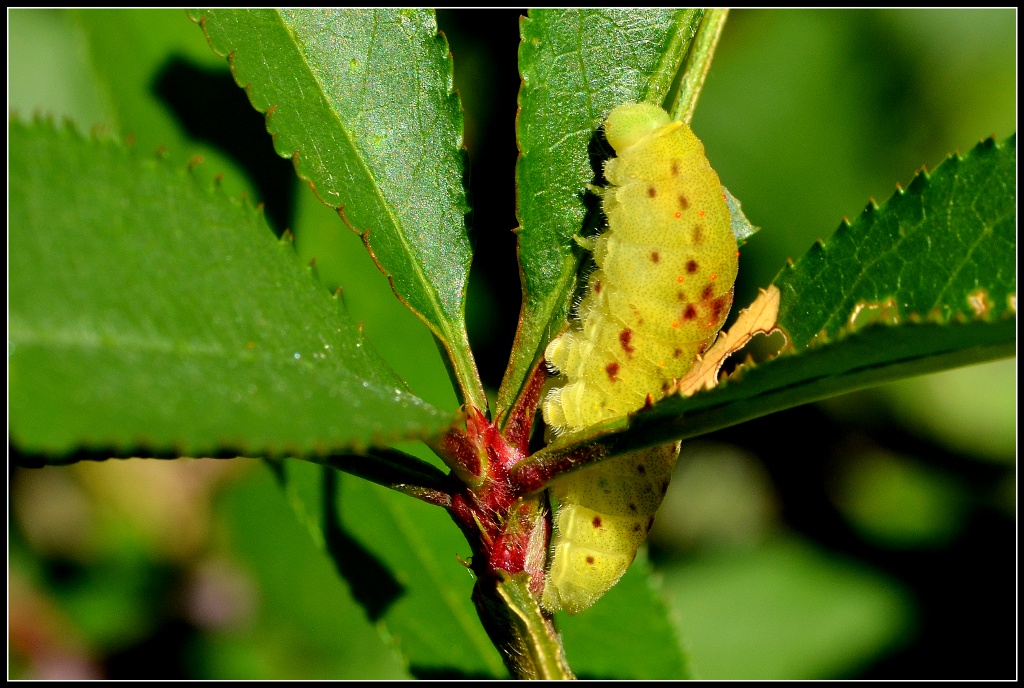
left=59, top=115, right=81, bottom=134
left=907, top=167, right=929, bottom=194
left=306, top=256, right=322, bottom=283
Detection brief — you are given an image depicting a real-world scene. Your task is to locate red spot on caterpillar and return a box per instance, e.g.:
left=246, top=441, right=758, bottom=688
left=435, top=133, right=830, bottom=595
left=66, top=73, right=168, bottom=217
left=702, top=285, right=714, bottom=300
left=671, top=321, right=680, bottom=328
left=619, top=329, right=634, bottom=355
left=686, top=260, right=698, bottom=274
left=699, top=210, right=706, bottom=217
left=586, top=556, right=595, bottom=564
left=605, top=362, right=620, bottom=381
left=592, top=516, right=603, bottom=528
left=650, top=251, right=660, bottom=262
left=678, top=194, right=689, bottom=210
left=674, top=211, right=682, bottom=219
left=648, top=185, right=657, bottom=198
left=712, top=295, right=729, bottom=319
left=711, top=274, right=717, bottom=280
left=676, top=275, right=685, bottom=283
left=682, top=305, right=697, bottom=321
left=736, top=251, right=741, bottom=257
left=594, top=279, right=602, bottom=294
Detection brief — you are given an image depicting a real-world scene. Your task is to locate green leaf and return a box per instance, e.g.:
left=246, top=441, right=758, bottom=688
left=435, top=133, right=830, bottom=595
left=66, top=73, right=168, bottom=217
left=878, top=358, right=1016, bottom=463
left=662, top=536, right=912, bottom=679
left=557, top=550, right=690, bottom=679
left=273, top=458, right=508, bottom=678
left=775, top=135, right=1016, bottom=347
left=519, top=135, right=1015, bottom=482
left=827, top=449, right=969, bottom=548
left=9, top=121, right=455, bottom=460
left=291, top=168, right=460, bottom=414
left=8, top=9, right=109, bottom=127
left=68, top=9, right=224, bottom=150
left=188, top=9, right=485, bottom=412
left=498, top=8, right=703, bottom=425
left=66, top=10, right=259, bottom=209
left=214, top=462, right=410, bottom=679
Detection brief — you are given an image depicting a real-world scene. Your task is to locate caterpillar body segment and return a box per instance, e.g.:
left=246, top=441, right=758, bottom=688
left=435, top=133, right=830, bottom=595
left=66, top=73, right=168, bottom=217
left=541, top=442, right=680, bottom=615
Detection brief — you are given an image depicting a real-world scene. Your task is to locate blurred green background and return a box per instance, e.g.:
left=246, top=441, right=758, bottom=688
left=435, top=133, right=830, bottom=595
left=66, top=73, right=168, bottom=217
left=8, top=9, right=1015, bottom=679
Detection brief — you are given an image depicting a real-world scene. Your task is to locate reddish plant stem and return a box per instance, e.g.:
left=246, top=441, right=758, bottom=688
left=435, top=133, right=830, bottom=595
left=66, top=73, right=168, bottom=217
left=501, top=361, right=549, bottom=454
left=446, top=408, right=548, bottom=594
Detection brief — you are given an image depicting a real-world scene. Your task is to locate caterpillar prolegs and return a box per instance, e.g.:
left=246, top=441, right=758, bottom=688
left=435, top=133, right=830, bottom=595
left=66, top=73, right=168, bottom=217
left=541, top=103, right=738, bottom=614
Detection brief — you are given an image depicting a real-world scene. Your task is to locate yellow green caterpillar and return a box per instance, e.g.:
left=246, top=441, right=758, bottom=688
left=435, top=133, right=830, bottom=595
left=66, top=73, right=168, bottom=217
left=541, top=102, right=738, bottom=615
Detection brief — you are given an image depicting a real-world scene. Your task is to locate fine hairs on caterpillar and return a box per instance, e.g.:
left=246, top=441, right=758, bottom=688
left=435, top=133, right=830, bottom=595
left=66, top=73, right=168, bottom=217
left=541, top=102, right=738, bottom=615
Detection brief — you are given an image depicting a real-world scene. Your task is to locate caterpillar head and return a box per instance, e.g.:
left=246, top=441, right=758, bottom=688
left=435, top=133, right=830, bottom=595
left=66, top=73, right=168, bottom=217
left=603, top=102, right=671, bottom=152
